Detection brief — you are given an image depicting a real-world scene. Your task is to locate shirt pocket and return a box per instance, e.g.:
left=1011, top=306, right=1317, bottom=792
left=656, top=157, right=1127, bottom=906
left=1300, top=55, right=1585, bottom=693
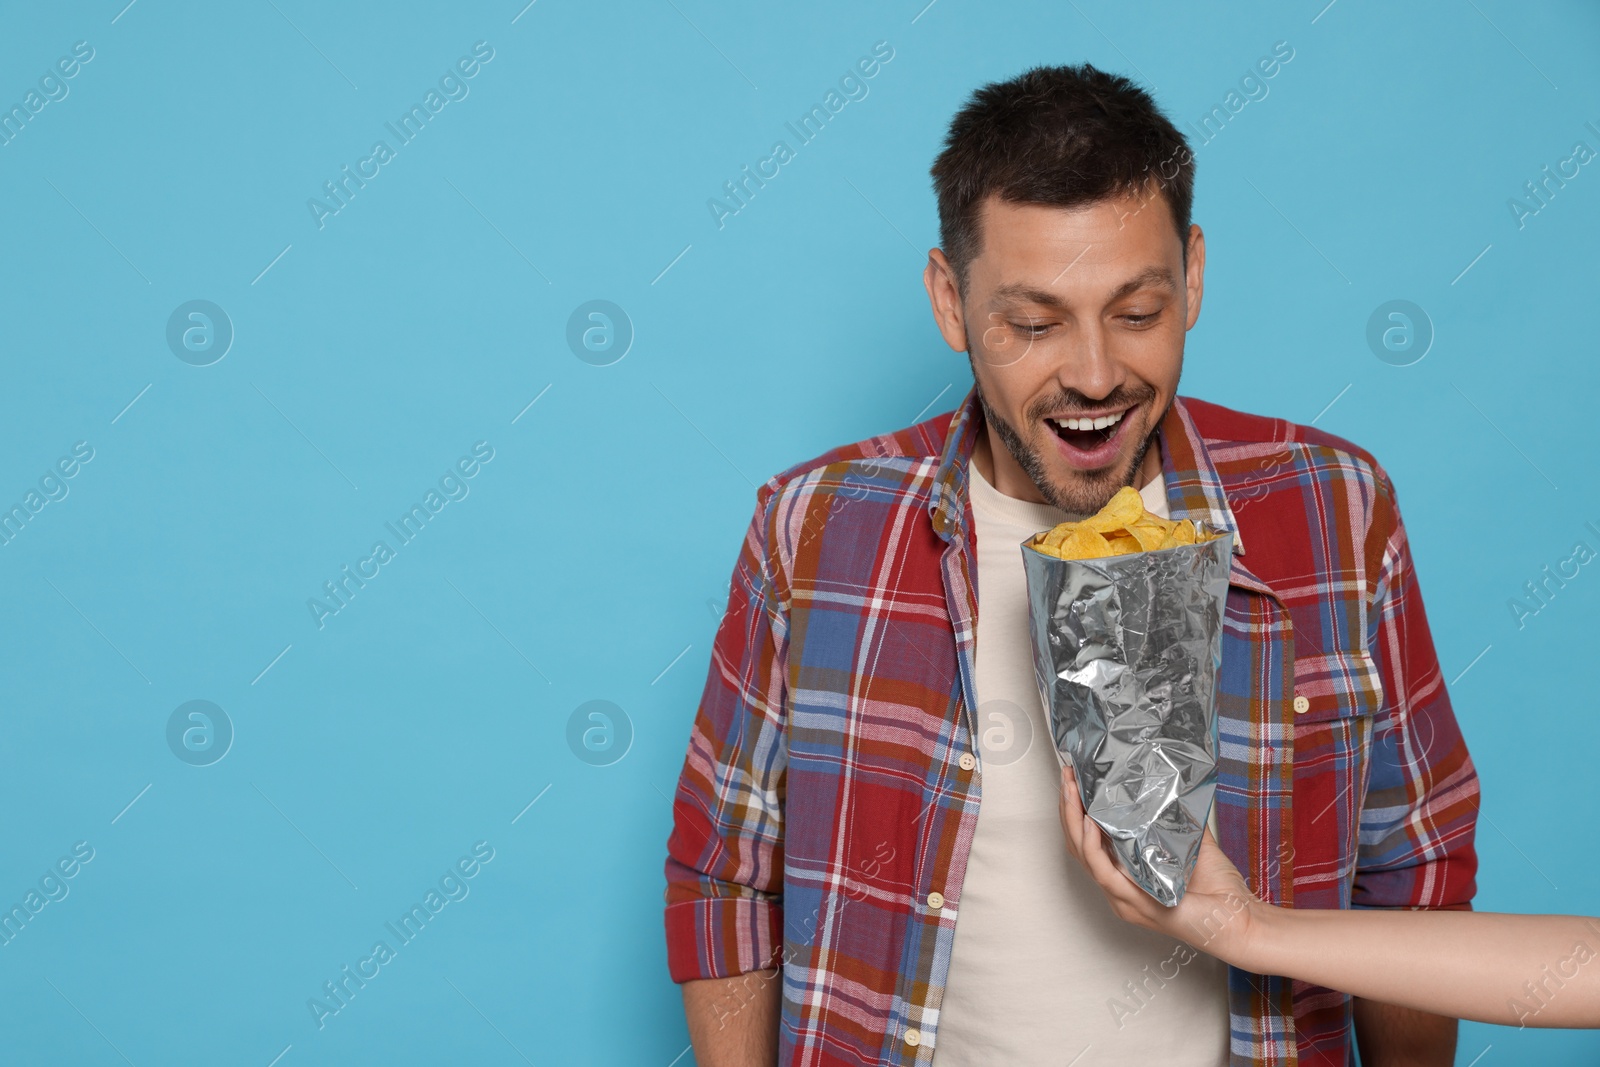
left=1291, top=648, right=1385, bottom=723
left=1289, top=648, right=1384, bottom=904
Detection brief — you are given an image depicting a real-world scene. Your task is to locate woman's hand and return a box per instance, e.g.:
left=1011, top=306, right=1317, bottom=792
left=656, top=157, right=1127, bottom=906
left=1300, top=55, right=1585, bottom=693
left=1057, top=761, right=1262, bottom=966
left=1061, top=762, right=1600, bottom=1028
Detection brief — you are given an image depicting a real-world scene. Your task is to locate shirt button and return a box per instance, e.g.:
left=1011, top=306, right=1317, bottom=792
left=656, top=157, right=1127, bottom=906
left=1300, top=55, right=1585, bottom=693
left=905, top=1028, right=922, bottom=1047
left=927, top=891, right=945, bottom=909
left=1292, top=695, right=1310, bottom=714
left=958, top=752, right=976, bottom=771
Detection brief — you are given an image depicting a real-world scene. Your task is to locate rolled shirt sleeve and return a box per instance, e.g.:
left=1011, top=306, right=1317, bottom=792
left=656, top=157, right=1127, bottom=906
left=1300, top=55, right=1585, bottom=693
left=663, top=483, right=790, bottom=982
left=1354, top=469, right=1480, bottom=911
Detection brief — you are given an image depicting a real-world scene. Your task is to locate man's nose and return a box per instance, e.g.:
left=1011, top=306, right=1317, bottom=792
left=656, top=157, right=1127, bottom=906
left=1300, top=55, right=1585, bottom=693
left=1052, top=321, right=1122, bottom=401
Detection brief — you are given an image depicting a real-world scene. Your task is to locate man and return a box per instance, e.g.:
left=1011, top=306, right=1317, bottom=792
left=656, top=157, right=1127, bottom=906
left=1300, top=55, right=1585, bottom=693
left=663, top=63, right=1479, bottom=1067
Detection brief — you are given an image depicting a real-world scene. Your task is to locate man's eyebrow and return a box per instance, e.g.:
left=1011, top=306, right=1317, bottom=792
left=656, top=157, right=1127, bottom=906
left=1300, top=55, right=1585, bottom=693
left=989, top=265, right=1178, bottom=309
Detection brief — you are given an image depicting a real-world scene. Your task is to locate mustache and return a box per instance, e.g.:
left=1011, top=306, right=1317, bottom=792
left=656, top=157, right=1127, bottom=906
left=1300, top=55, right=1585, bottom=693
left=1027, top=384, right=1156, bottom=421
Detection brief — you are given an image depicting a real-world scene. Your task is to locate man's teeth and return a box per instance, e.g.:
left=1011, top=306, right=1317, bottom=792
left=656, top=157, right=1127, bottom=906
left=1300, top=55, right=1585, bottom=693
left=1051, top=410, right=1125, bottom=432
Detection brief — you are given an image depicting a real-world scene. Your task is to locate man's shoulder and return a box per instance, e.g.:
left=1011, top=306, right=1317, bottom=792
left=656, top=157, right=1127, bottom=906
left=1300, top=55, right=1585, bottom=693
left=1181, top=394, right=1395, bottom=498
left=758, top=408, right=952, bottom=505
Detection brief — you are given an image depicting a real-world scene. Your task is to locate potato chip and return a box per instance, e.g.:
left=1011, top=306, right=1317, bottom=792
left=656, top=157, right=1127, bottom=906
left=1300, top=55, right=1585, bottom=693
left=1106, top=533, right=1142, bottom=554
left=1080, top=486, right=1145, bottom=533
left=1040, top=525, right=1075, bottom=551
left=1029, top=484, right=1221, bottom=560
left=1061, top=528, right=1114, bottom=559
left=1136, top=514, right=1176, bottom=536
left=1128, top=523, right=1168, bottom=551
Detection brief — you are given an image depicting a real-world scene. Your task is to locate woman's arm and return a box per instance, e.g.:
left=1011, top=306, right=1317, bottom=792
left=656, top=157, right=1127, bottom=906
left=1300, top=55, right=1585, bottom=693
left=1245, top=902, right=1598, bottom=1028
left=1058, top=765, right=1600, bottom=1029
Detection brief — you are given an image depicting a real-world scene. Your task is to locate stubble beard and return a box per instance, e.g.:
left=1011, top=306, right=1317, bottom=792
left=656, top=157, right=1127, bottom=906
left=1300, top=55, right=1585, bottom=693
left=968, top=347, right=1166, bottom=517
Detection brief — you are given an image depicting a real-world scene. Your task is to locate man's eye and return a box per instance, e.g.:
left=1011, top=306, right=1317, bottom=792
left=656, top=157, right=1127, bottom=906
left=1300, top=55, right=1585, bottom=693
left=1010, top=321, right=1052, bottom=337
left=1123, top=310, right=1161, bottom=326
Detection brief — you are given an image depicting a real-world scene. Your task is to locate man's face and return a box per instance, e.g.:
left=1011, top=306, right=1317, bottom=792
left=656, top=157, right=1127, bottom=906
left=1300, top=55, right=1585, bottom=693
left=924, top=188, right=1205, bottom=515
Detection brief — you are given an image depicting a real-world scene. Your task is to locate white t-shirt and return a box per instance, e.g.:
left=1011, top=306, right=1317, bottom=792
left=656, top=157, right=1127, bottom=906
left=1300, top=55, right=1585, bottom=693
left=930, top=461, right=1229, bottom=1066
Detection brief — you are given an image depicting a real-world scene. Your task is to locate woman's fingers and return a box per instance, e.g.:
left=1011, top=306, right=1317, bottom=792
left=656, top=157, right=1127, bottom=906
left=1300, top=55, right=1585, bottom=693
left=1080, top=813, right=1141, bottom=903
left=1064, top=776, right=1138, bottom=901
left=1081, top=813, right=1119, bottom=890
left=1078, top=808, right=1177, bottom=931
left=1191, top=824, right=1257, bottom=906
left=1057, top=767, right=1178, bottom=935
left=1068, top=794, right=1255, bottom=943
left=1058, top=763, right=1085, bottom=859
left=1078, top=809, right=1119, bottom=884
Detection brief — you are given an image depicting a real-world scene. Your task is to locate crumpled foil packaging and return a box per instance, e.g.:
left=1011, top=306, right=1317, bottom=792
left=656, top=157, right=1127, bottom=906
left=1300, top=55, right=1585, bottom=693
left=1021, top=528, right=1234, bottom=907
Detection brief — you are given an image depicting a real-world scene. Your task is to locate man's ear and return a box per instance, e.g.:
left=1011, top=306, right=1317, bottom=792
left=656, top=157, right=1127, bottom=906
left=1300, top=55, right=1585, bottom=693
left=924, top=248, right=969, bottom=353
left=1183, top=224, right=1206, bottom=331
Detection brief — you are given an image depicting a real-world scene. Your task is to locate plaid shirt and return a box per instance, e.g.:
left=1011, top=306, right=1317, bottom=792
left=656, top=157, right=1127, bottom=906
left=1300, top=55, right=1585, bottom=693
left=664, top=386, right=1479, bottom=1067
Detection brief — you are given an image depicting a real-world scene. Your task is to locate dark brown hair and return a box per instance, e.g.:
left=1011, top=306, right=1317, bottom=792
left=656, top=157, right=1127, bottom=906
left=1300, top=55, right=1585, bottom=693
left=930, top=63, right=1195, bottom=293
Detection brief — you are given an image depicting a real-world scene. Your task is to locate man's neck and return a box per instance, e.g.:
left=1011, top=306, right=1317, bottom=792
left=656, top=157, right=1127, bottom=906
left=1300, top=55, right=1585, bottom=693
left=972, top=425, right=1162, bottom=504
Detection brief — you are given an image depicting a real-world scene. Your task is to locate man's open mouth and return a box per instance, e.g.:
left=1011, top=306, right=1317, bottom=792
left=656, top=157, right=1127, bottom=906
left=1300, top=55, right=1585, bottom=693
left=1043, top=406, right=1133, bottom=468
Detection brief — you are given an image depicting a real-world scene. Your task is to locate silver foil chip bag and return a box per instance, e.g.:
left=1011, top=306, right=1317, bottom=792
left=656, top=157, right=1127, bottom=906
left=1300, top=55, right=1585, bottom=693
left=1021, top=527, right=1234, bottom=907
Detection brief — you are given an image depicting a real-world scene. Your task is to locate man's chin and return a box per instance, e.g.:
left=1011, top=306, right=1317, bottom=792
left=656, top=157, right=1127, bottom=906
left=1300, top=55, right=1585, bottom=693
left=1039, top=466, right=1135, bottom=516
left=975, top=386, right=1160, bottom=516
left=1034, top=434, right=1153, bottom=516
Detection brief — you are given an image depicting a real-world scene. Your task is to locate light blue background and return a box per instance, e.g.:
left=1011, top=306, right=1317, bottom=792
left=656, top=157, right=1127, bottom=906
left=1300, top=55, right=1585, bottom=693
left=1, top=1, right=1596, bottom=1064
